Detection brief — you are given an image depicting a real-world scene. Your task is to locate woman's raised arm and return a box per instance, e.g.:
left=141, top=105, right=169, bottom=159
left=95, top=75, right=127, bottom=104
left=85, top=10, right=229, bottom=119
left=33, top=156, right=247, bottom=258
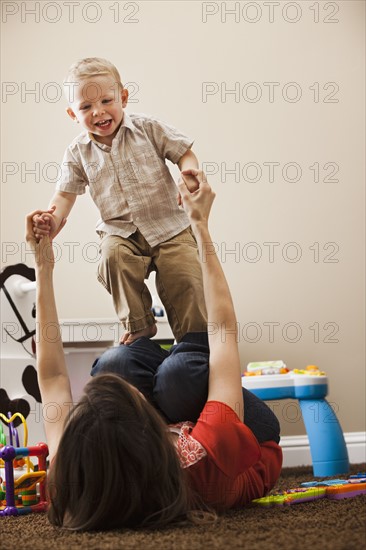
left=25, top=211, right=72, bottom=460
left=177, top=171, right=243, bottom=421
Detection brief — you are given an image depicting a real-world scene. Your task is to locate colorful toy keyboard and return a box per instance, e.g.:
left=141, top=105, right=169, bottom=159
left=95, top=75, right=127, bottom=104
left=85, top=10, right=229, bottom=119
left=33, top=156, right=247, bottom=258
left=252, top=475, right=366, bottom=507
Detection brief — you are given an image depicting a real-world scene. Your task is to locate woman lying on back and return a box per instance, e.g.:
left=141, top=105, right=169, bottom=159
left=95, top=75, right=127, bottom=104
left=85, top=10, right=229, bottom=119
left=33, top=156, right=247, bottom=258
left=26, top=170, right=282, bottom=530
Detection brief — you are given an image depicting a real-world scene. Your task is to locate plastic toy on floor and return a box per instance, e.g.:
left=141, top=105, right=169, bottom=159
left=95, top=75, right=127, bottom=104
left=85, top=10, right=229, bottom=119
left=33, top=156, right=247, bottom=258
left=242, top=361, right=349, bottom=476
left=252, top=474, right=366, bottom=507
left=0, top=412, right=48, bottom=517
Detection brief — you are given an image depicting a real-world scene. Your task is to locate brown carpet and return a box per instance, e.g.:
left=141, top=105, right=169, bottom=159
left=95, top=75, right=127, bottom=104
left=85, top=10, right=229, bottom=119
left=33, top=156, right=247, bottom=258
left=1, top=463, right=365, bottom=550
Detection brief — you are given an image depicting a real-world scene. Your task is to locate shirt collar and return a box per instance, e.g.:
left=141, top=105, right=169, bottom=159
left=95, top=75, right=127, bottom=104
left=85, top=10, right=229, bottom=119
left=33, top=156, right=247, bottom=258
left=78, top=112, right=135, bottom=146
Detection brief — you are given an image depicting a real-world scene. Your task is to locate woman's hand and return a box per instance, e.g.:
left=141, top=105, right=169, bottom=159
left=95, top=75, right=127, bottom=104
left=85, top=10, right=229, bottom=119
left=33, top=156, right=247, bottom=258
left=177, top=169, right=216, bottom=227
left=25, top=209, right=65, bottom=270
left=178, top=175, right=243, bottom=421
left=26, top=210, right=73, bottom=463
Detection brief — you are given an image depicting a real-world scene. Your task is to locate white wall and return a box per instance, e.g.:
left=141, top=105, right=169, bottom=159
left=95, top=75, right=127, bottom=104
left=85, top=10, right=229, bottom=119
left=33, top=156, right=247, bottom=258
left=1, top=1, right=365, bottom=437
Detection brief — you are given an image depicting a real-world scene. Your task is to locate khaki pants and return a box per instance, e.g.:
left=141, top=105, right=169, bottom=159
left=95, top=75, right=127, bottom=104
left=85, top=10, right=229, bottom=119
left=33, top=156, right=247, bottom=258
left=97, top=227, right=207, bottom=342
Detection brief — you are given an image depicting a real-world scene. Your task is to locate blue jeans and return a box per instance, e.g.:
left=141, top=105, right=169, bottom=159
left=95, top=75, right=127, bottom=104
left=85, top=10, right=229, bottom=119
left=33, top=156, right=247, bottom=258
left=91, top=333, right=280, bottom=444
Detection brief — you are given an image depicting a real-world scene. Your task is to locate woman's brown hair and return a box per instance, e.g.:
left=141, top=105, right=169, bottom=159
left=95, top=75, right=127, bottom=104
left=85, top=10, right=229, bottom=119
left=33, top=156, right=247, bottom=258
left=47, top=373, right=192, bottom=531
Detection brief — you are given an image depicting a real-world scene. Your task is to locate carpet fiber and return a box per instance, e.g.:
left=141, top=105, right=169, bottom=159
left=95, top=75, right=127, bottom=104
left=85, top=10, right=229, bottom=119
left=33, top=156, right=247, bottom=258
left=1, top=463, right=365, bottom=550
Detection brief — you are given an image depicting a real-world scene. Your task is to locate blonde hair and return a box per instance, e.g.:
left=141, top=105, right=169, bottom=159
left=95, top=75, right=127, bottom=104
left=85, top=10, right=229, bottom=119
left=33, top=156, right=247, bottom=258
left=64, top=57, right=123, bottom=86
left=63, top=57, right=123, bottom=103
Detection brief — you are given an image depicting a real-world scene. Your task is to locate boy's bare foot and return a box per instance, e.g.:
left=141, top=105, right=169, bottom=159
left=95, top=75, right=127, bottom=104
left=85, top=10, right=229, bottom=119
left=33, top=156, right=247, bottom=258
left=120, top=324, right=157, bottom=345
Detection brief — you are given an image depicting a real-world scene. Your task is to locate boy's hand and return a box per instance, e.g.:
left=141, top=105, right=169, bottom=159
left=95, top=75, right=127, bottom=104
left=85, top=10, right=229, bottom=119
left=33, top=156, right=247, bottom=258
left=26, top=210, right=55, bottom=270
left=177, top=169, right=215, bottom=225
left=180, top=171, right=200, bottom=193
left=177, top=170, right=201, bottom=206
left=32, top=206, right=64, bottom=240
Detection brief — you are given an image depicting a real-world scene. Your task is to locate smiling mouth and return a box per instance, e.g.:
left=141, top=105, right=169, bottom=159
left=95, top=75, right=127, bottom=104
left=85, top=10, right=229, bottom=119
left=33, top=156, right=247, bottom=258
left=95, top=119, right=112, bottom=129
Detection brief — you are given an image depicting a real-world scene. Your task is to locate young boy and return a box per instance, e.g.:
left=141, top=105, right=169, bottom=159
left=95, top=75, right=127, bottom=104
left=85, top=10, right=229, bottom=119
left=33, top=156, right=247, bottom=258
left=33, top=57, right=207, bottom=344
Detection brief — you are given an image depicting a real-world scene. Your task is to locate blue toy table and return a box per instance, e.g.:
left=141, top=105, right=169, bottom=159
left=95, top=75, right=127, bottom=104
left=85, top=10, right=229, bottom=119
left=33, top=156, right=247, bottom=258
left=242, top=372, right=349, bottom=477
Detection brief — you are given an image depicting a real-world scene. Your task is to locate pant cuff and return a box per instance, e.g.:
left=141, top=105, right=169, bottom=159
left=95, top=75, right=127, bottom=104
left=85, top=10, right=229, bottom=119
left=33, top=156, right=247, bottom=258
left=180, top=332, right=209, bottom=347
left=125, top=314, right=156, bottom=333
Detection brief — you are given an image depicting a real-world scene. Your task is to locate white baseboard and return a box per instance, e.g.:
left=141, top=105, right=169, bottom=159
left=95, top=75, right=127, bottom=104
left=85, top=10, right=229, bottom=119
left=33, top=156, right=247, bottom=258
left=280, top=431, right=366, bottom=468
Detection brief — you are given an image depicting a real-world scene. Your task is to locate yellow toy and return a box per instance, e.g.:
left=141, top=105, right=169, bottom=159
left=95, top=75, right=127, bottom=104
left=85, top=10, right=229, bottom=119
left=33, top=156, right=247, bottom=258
left=0, top=412, right=48, bottom=516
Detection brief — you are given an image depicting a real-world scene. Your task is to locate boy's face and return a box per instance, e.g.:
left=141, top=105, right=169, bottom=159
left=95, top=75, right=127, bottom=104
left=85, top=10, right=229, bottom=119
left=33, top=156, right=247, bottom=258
left=66, top=75, right=128, bottom=146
